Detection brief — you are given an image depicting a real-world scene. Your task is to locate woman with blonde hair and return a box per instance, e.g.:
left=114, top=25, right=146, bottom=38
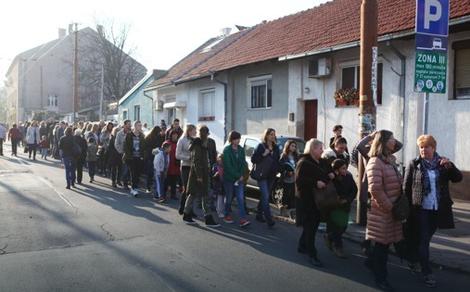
left=295, top=138, right=334, bottom=267
left=404, top=135, right=462, bottom=288
left=365, top=130, right=403, bottom=290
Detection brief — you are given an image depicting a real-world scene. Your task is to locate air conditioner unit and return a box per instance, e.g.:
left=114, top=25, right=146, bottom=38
left=156, top=100, right=164, bottom=111
left=308, top=57, right=331, bottom=78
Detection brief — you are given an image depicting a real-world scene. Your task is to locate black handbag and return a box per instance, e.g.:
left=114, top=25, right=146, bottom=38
left=392, top=194, right=410, bottom=221
left=250, top=155, right=274, bottom=180
left=390, top=163, right=410, bottom=221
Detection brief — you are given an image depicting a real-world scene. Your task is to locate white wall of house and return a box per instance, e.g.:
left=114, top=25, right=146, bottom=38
left=288, top=30, right=470, bottom=172
left=156, top=78, right=226, bottom=151
left=228, top=61, right=289, bottom=137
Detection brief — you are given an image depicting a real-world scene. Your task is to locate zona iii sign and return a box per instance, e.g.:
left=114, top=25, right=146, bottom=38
left=415, top=50, right=447, bottom=93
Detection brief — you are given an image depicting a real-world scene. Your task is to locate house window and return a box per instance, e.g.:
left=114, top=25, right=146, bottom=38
left=47, top=95, right=58, bottom=107
left=341, top=64, right=383, bottom=105
left=199, top=89, right=215, bottom=121
left=453, top=40, right=470, bottom=99
left=249, top=75, right=272, bottom=109
left=122, top=110, right=128, bottom=120
left=134, top=105, right=140, bottom=121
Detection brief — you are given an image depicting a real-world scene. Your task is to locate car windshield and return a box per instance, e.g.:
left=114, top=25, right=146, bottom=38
left=277, top=138, right=305, bottom=154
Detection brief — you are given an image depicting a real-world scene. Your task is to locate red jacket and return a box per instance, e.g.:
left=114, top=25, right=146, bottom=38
left=166, top=140, right=181, bottom=176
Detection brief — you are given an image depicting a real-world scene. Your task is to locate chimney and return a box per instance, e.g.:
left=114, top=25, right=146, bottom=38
left=68, top=24, right=74, bottom=35
left=58, top=28, right=66, bottom=39
left=220, top=27, right=232, bottom=37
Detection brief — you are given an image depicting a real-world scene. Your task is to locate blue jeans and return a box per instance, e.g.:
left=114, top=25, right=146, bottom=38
left=121, top=162, right=130, bottom=185
left=63, top=157, right=76, bottom=187
left=257, top=178, right=274, bottom=222
left=155, top=173, right=166, bottom=198
left=224, top=179, right=247, bottom=219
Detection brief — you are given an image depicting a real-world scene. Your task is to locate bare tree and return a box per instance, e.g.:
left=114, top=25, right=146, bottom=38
left=79, top=20, right=146, bottom=111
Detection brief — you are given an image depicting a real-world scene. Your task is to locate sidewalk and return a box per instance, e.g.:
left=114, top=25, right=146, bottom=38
left=341, top=200, right=470, bottom=274
left=245, top=197, right=470, bottom=274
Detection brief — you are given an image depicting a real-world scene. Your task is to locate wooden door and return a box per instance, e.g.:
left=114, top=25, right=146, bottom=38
left=304, top=100, right=318, bottom=140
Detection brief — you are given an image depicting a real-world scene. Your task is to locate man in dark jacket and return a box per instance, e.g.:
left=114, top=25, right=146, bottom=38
left=59, top=127, right=78, bottom=189
left=74, top=129, right=88, bottom=184
left=182, top=125, right=219, bottom=227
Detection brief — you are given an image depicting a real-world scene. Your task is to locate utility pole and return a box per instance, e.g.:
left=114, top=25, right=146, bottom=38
left=72, top=23, right=79, bottom=122
left=357, top=0, right=378, bottom=226
left=99, top=63, right=104, bottom=121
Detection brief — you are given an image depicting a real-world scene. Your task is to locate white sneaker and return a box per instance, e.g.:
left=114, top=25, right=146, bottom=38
left=130, top=189, right=138, bottom=197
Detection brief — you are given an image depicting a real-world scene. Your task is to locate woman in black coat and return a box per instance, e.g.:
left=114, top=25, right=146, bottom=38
left=251, top=128, right=281, bottom=226
left=295, top=138, right=334, bottom=267
left=73, top=129, right=88, bottom=184
left=108, top=127, right=123, bottom=187
left=403, top=135, right=462, bottom=288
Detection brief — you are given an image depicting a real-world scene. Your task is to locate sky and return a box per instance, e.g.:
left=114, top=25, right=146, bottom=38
left=0, top=0, right=330, bottom=80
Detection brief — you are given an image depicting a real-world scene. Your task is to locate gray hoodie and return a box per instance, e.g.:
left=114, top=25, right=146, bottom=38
left=114, top=129, right=127, bottom=154
left=176, top=136, right=192, bottom=167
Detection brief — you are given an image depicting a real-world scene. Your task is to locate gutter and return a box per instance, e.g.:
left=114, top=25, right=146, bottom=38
left=210, top=72, right=228, bottom=143
left=387, top=41, right=407, bottom=172
left=279, top=14, right=470, bottom=62
left=143, top=90, right=155, bottom=126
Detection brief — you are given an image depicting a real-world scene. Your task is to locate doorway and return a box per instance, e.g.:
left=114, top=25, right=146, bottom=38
left=304, top=100, right=318, bottom=140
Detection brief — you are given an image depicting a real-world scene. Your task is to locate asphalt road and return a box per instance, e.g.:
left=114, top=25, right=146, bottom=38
left=0, top=144, right=468, bottom=292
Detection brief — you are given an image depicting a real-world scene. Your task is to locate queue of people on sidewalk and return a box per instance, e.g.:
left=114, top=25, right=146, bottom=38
left=0, top=119, right=463, bottom=290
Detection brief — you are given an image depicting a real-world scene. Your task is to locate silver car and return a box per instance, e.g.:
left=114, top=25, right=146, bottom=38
left=240, top=135, right=305, bottom=205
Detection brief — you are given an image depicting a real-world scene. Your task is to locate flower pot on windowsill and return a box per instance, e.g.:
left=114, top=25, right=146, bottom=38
left=335, top=98, right=349, bottom=107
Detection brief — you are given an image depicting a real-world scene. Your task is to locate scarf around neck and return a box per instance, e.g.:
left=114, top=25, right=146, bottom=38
left=420, top=152, right=441, bottom=196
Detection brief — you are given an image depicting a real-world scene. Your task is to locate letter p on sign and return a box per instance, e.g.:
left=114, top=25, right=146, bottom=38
left=416, top=0, right=449, bottom=37
left=424, top=0, right=442, bottom=29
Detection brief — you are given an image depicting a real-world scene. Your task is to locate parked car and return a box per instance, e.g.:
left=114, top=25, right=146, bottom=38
left=240, top=135, right=306, bottom=205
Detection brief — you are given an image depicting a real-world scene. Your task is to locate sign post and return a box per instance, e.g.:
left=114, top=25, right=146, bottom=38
left=414, top=0, right=450, bottom=134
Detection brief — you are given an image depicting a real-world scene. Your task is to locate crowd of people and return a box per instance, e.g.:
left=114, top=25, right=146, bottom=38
left=0, top=119, right=463, bottom=291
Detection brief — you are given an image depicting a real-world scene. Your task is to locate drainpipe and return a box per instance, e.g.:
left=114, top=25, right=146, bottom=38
left=210, top=72, right=228, bottom=142
left=143, top=90, right=155, bottom=126
left=387, top=41, right=406, bottom=170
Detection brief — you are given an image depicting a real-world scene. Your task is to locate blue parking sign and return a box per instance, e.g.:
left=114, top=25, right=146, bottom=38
left=416, top=0, right=449, bottom=37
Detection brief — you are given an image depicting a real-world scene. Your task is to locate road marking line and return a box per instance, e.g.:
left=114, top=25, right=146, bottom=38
left=38, top=177, right=74, bottom=208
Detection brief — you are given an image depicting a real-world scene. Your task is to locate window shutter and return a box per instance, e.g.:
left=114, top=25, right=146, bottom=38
left=456, top=48, right=470, bottom=89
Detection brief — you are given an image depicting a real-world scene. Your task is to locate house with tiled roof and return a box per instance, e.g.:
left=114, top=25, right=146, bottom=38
left=4, top=27, right=146, bottom=124
left=147, top=0, right=470, bottom=198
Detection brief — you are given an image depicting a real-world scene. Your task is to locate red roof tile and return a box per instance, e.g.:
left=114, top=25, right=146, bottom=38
left=157, top=0, right=470, bottom=85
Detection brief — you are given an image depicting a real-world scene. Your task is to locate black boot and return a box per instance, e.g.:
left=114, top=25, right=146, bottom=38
left=205, top=215, right=220, bottom=228
left=183, top=213, right=196, bottom=225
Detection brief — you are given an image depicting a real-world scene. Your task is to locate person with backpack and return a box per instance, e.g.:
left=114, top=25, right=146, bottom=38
left=251, top=128, right=280, bottom=227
